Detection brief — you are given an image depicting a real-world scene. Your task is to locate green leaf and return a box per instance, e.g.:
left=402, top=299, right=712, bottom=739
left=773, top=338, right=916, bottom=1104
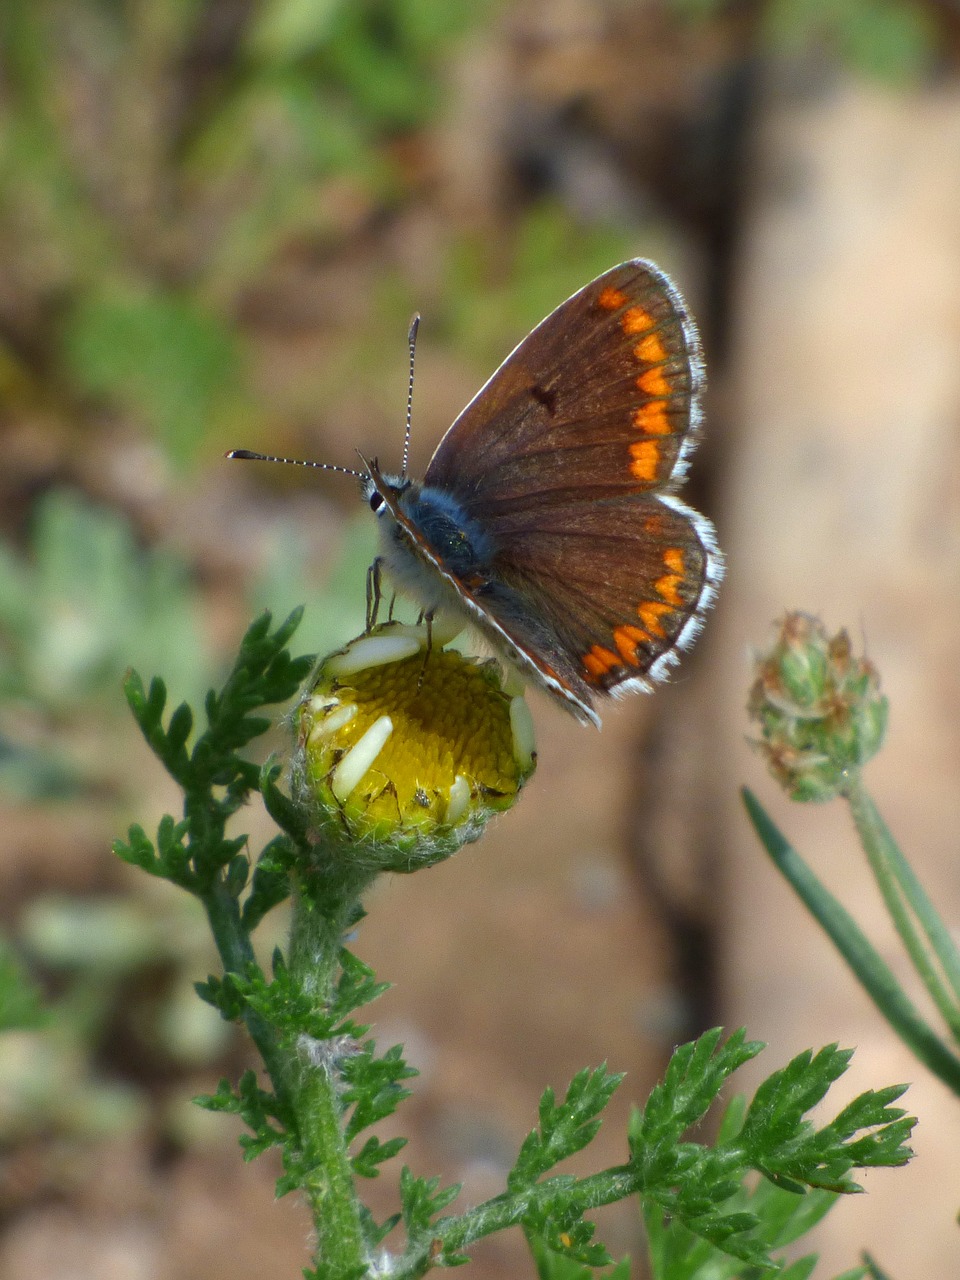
left=195, top=972, right=249, bottom=1022
left=196, top=1069, right=289, bottom=1159
left=351, top=1134, right=408, bottom=1179
left=632, top=1028, right=762, bottom=1154
left=510, top=1065, right=624, bottom=1191
left=260, top=757, right=314, bottom=845
left=630, top=1029, right=915, bottom=1272
left=528, top=1232, right=630, bottom=1280
left=242, top=837, right=295, bottom=929
left=342, top=1041, right=417, bottom=1143
left=399, top=1165, right=462, bottom=1237
left=155, top=814, right=195, bottom=885
left=113, top=823, right=163, bottom=876
left=331, top=949, right=391, bottom=1022
left=166, top=702, right=195, bottom=755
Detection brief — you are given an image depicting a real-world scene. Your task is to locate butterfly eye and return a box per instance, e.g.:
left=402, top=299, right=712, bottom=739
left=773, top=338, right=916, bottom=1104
left=369, top=491, right=385, bottom=513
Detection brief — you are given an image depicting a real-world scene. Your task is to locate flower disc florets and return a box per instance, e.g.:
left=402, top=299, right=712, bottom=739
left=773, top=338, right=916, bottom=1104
left=748, top=612, right=888, bottom=802
left=292, top=623, right=536, bottom=872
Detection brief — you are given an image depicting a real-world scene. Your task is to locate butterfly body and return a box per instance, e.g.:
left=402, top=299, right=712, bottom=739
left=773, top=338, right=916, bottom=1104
left=366, top=470, right=497, bottom=626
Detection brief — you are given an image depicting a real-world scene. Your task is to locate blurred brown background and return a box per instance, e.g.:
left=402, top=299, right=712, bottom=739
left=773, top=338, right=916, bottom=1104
left=2, top=1, right=960, bottom=1277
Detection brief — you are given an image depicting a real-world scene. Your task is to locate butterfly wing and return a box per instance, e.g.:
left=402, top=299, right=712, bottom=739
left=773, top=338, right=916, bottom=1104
left=423, top=259, right=704, bottom=511
left=415, top=259, right=720, bottom=720
left=473, top=491, right=722, bottom=715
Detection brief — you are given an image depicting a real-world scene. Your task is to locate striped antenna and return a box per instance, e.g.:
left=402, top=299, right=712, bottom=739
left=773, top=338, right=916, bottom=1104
left=225, top=449, right=363, bottom=480
left=228, top=315, right=421, bottom=480
left=401, top=313, right=420, bottom=479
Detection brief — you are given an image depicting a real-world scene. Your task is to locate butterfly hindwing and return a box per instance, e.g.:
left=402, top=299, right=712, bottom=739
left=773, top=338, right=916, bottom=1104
left=477, top=492, right=721, bottom=704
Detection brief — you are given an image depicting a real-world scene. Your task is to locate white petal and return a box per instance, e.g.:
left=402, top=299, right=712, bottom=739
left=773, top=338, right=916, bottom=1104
left=326, top=635, right=421, bottom=675
left=331, top=716, right=393, bottom=801
left=509, top=696, right=536, bottom=771
left=446, top=775, right=470, bottom=825
left=308, top=702, right=357, bottom=743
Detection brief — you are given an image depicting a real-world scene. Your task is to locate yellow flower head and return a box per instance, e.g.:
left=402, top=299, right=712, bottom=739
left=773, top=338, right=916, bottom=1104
left=292, top=622, right=536, bottom=872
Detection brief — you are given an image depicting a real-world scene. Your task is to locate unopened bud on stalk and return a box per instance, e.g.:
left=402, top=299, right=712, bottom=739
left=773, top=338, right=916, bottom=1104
left=748, top=612, right=887, bottom=802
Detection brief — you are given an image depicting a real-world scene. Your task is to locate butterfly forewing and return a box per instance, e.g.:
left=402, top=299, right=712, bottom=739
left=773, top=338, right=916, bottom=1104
left=423, top=259, right=703, bottom=512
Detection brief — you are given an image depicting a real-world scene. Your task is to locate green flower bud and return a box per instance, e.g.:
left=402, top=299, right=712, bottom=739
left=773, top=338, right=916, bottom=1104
left=292, top=622, right=537, bottom=872
left=748, top=612, right=888, bottom=802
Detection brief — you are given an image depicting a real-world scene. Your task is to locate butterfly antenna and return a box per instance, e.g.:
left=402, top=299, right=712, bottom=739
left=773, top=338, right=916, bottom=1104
left=225, top=449, right=363, bottom=479
left=401, top=313, right=420, bottom=479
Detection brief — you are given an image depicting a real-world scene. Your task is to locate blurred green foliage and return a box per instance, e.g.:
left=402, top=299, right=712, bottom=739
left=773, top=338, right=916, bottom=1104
left=673, top=0, right=937, bottom=84
left=0, top=489, right=206, bottom=711
left=0, top=0, right=495, bottom=469
left=62, top=286, right=244, bottom=466
left=0, top=486, right=385, bottom=800
left=0, top=0, right=945, bottom=490
left=440, top=204, right=644, bottom=373
left=0, top=936, right=46, bottom=1033
left=765, top=0, right=936, bottom=83
left=0, top=889, right=238, bottom=1145
left=246, top=507, right=375, bottom=659
left=0, top=489, right=208, bottom=797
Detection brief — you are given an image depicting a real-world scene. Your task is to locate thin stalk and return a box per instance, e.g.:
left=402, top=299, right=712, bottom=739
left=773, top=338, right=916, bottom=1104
left=394, top=1164, right=641, bottom=1279
left=743, top=788, right=960, bottom=1096
left=845, top=775, right=960, bottom=1040
left=202, top=877, right=288, bottom=1094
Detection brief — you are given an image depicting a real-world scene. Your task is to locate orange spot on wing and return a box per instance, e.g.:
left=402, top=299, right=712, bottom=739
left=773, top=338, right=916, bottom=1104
left=637, top=600, right=674, bottom=638
left=622, top=306, right=654, bottom=335
left=638, top=367, right=671, bottom=397
left=614, top=624, right=649, bottom=665
left=634, top=331, right=668, bottom=363
left=655, top=574, right=683, bottom=606
left=643, top=514, right=663, bottom=534
left=582, top=644, right=620, bottom=680
left=629, top=439, right=661, bottom=482
left=632, top=401, right=670, bottom=435
left=654, top=550, right=686, bottom=607
left=597, top=286, right=628, bottom=311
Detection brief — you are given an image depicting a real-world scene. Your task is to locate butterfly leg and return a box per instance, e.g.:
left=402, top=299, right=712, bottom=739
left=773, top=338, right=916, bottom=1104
left=416, top=612, right=435, bottom=691
left=365, top=558, right=384, bottom=631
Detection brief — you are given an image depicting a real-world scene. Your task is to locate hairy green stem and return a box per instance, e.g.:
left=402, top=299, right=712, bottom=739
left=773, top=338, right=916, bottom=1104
left=285, top=861, right=380, bottom=1276
left=296, top=1049, right=368, bottom=1273
left=392, top=1164, right=640, bottom=1277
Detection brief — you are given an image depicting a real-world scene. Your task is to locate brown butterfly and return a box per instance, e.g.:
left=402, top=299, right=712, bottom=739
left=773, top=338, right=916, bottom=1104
left=233, top=260, right=723, bottom=726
